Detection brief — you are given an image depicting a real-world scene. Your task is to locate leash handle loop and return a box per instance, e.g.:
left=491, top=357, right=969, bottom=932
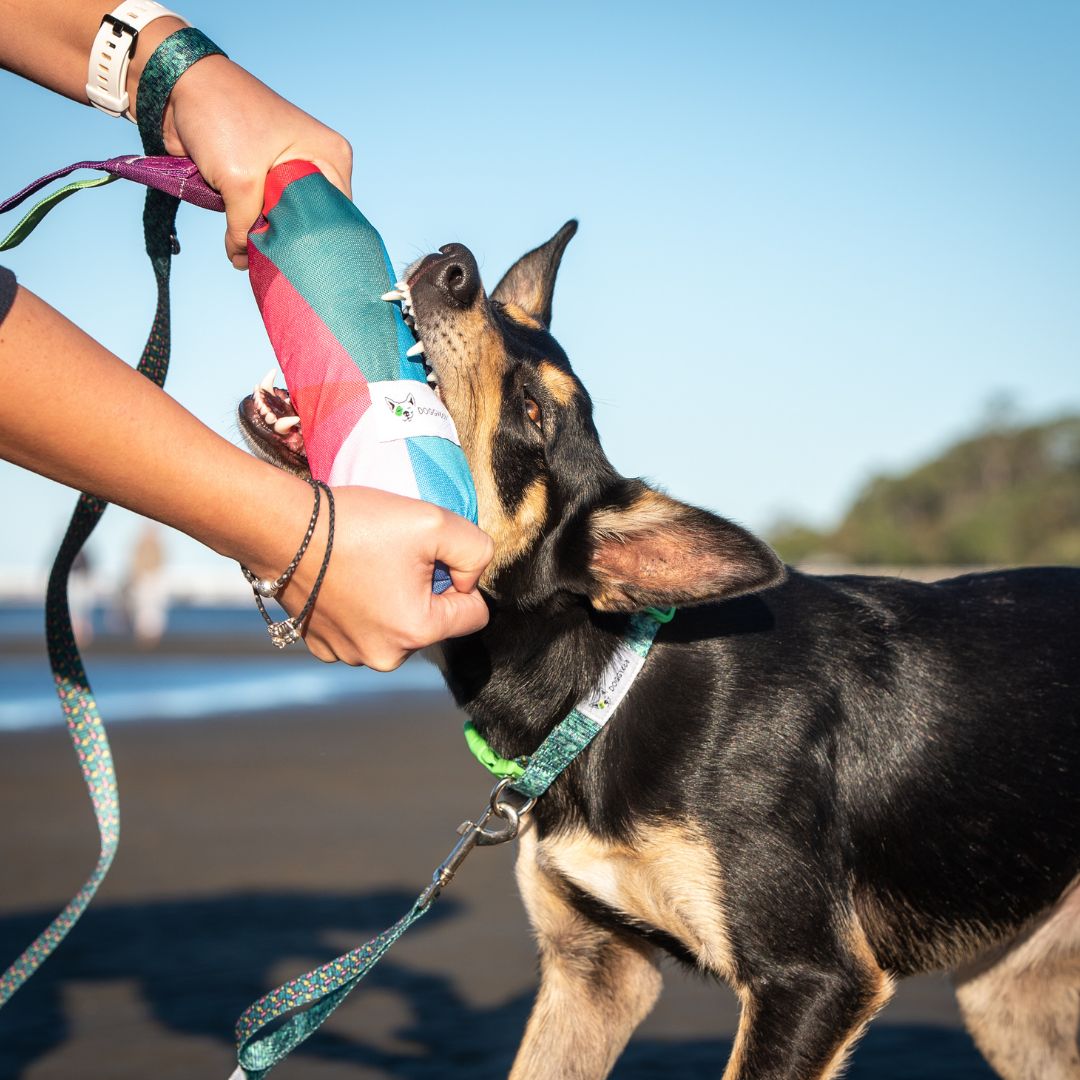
left=235, top=898, right=431, bottom=1079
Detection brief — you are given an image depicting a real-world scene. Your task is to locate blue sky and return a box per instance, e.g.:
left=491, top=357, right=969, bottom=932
left=1, top=1, right=1078, bottom=586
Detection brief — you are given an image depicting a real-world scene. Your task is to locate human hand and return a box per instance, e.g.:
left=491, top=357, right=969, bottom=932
left=274, top=486, right=494, bottom=669
left=152, top=55, right=352, bottom=269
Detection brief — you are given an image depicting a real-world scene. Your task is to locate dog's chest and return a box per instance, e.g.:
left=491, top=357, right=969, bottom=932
left=529, top=823, right=735, bottom=976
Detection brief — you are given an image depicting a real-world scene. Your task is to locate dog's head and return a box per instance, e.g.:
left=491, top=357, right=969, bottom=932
left=239, top=223, right=784, bottom=612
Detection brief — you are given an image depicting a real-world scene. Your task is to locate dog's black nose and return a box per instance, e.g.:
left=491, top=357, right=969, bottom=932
left=433, top=243, right=481, bottom=307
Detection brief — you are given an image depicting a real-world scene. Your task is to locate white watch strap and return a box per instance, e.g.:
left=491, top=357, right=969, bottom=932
left=86, top=1, right=183, bottom=119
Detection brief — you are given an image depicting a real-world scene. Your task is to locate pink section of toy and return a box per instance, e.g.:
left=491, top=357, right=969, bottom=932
left=248, top=245, right=372, bottom=481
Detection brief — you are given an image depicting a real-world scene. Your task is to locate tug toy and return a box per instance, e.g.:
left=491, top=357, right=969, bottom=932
left=246, top=160, right=477, bottom=594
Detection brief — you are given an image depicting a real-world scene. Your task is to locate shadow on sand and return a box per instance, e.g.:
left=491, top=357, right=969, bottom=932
left=0, top=890, right=995, bottom=1079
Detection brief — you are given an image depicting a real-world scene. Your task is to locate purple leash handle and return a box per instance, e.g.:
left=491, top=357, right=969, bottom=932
left=0, top=155, right=225, bottom=215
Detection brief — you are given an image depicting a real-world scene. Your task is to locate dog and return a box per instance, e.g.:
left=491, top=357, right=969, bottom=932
left=239, top=223, right=1080, bottom=1080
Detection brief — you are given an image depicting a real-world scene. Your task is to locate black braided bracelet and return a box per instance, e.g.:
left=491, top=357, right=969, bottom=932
left=247, top=480, right=336, bottom=649
left=241, top=475, right=321, bottom=600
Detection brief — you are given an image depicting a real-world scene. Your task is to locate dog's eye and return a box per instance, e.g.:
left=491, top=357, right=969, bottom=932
left=523, top=395, right=542, bottom=429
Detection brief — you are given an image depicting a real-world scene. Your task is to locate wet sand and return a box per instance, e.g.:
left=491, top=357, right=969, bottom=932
left=0, top=691, right=995, bottom=1078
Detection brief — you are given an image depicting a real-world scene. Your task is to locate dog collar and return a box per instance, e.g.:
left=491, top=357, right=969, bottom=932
left=463, top=606, right=675, bottom=798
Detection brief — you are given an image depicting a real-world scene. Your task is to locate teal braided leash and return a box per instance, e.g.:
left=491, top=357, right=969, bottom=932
left=0, top=28, right=223, bottom=1010
left=230, top=608, right=674, bottom=1078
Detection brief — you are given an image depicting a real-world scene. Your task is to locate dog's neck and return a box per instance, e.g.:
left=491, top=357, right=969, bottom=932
left=440, top=596, right=634, bottom=763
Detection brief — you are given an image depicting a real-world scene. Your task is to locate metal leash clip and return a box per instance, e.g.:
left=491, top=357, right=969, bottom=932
left=418, top=777, right=537, bottom=908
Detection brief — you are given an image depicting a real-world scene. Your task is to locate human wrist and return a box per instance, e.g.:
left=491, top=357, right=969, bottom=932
left=207, top=459, right=322, bottom=582
left=123, top=13, right=188, bottom=122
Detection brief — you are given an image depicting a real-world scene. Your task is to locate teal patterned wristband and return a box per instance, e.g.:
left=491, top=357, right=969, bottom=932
left=136, top=27, right=227, bottom=156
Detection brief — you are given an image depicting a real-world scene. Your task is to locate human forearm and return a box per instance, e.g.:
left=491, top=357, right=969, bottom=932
left=0, top=285, right=311, bottom=572
left=0, top=0, right=184, bottom=109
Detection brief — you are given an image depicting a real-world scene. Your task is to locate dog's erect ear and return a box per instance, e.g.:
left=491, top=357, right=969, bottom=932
left=492, top=220, right=578, bottom=329
left=585, top=483, right=785, bottom=612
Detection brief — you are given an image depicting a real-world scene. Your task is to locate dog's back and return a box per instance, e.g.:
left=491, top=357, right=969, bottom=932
left=673, top=567, right=1080, bottom=975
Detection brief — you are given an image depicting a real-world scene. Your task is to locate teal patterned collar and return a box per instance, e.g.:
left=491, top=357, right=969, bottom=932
left=463, top=606, right=675, bottom=798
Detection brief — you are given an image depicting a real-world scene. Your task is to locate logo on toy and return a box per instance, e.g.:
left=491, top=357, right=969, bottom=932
left=385, top=394, right=417, bottom=422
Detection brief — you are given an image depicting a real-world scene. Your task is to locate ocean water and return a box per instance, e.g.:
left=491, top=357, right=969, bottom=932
left=0, top=604, right=450, bottom=732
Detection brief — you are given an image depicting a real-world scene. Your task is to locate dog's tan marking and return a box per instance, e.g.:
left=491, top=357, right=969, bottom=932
left=814, top=919, right=894, bottom=1080
left=538, top=821, right=736, bottom=978
left=424, top=314, right=550, bottom=585
left=855, top=886, right=1005, bottom=974
left=590, top=489, right=675, bottom=541
left=482, top=476, right=549, bottom=584
left=512, top=825, right=663, bottom=1080
left=953, top=877, right=1080, bottom=1080
left=501, top=300, right=543, bottom=329
left=722, top=917, right=893, bottom=1080
left=721, top=990, right=755, bottom=1080
left=538, top=360, right=578, bottom=406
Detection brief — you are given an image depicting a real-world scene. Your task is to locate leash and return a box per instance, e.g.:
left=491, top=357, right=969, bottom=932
left=0, top=29, right=223, bottom=1009
left=230, top=606, right=674, bottom=1079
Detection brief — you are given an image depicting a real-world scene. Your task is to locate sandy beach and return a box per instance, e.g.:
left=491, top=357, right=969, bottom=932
left=0, top=671, right=996, bottom=1078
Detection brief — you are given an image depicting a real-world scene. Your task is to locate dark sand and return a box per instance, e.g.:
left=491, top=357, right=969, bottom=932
left=0, top=687, right=995, bottom=1078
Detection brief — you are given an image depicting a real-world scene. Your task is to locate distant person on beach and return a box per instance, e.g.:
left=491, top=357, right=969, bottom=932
left=68, top=547, right=95, bottom=647
left=0, top=1, right=493, bottom=668
left=123, top=523, right=168, bottom=648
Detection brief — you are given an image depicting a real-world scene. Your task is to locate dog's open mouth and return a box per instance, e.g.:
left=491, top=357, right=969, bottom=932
left=387, top=258, right=442, bottom=395
left=238, top=261, right=448, bottom=470
left=238, top=369, right=308, bottom=472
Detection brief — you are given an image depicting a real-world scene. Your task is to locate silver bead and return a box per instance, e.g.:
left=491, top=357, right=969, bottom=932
left=255, top=578, right=280, bottom=598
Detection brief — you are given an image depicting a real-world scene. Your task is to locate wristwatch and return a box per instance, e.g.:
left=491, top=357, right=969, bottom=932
left=86, top=1, right=183, bottom=119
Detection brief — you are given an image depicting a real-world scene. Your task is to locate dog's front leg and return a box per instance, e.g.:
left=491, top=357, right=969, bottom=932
left=723, top=958, right=893, bottom=1080
left=509, top=827, right=663, bottom=1080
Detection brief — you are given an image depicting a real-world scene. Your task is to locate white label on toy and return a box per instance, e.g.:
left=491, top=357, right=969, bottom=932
left=576, top=644, right=647, bottom=726
left=369, top=380, right=461, bottom=445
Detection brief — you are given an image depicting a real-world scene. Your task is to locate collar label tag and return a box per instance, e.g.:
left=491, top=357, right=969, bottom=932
left=370, top=379, right=461, bottom=445
left=576, top=643, right=647, bottom=726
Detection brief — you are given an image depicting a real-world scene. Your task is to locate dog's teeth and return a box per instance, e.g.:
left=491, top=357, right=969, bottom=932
left=393, top=280, right=408, bottom=291
left=273, top=415, right=301, bottom=434
left=381, top=290, right=405, bottom=302
left=406, top=340, right=425, bottom=357
left=259, top=368, right=277, bottom=393
left=426, top=372, right=439, bottom=385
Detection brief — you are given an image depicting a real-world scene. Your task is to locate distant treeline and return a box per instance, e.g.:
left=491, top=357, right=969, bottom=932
left=770, top=414, right=1080, bottom=566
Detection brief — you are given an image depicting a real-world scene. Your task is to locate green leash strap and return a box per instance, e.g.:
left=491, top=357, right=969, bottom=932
left=0, top=175, right=119, bottom=250
left=0, top=28, right=221, bottom=1011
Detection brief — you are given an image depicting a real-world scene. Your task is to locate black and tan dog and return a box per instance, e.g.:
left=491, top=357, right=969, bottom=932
left=240, top=225, right=1080, bottom=1080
